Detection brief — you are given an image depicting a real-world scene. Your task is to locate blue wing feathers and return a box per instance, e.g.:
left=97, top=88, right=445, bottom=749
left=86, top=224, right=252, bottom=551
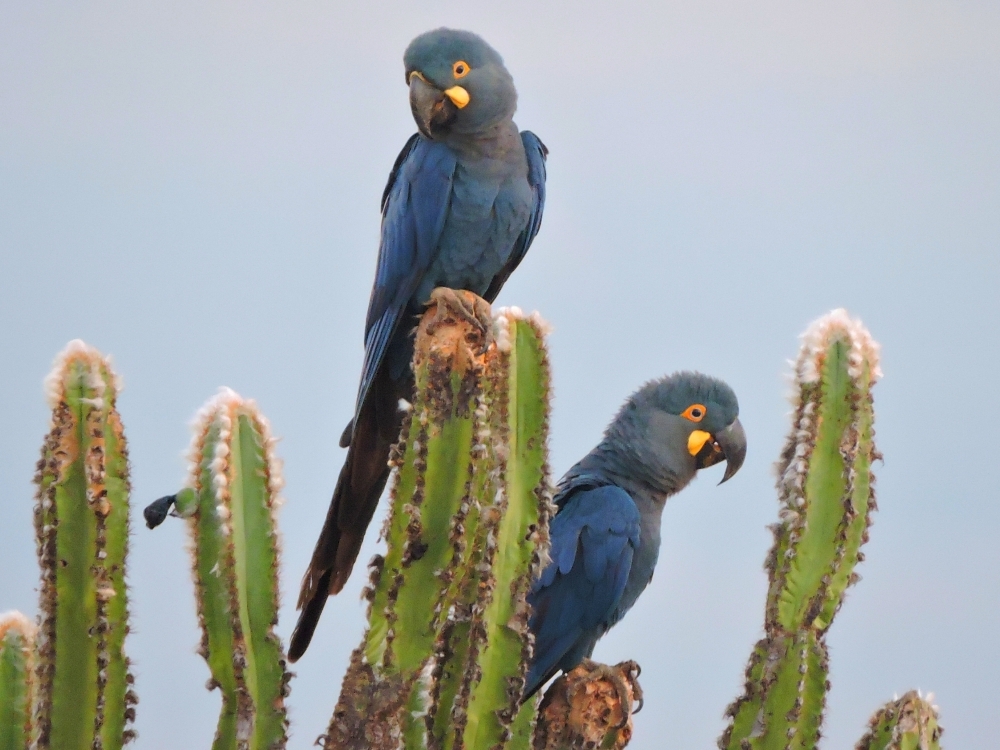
left=355, top=138, right=457, bottom=416
left=526, top=485, right=639, bottom=696
left=482, top=131, right=547, bottom=302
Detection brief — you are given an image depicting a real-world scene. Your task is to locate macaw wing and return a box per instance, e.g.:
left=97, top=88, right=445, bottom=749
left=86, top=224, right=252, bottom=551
left=525, top=484, right=640, bottom=698
left=355, top=134, right=457, bottom=417
left=482, top=130, right=547, bottom=303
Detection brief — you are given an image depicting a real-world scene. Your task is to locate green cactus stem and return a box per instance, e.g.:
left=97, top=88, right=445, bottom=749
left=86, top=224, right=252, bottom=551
left=325, top=297, right=553, bottom=750
left=855, top=691, right=943, bottom=750
left=720, top=310, right=881, bottom=750
left=32, top=340, right=137, bottom=750
left=0, top=612, right=35, bottom=750
left=326, top=291, right=493, bottom=750
left=172, top=388, right=290, bottom=750
left=453, top=308, right=553, bottom=750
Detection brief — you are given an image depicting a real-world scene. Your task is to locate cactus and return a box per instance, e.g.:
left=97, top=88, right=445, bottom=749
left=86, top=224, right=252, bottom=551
left=157, top=389, right=291, bottom=750
left=325, top=296, right=553, bottom=750
left=855, top=691, right=943, bottom=750
left=32, top=340, right=137, bottom=750
left=720, top=310, right=881, bottom=749
left=0, top=612, right=35, bottom=750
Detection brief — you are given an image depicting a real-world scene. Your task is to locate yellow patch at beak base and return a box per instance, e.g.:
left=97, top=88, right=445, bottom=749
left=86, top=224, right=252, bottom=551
left=688, top=430, right=712, bottom=456
left=444, top=85, right=470, bottom=108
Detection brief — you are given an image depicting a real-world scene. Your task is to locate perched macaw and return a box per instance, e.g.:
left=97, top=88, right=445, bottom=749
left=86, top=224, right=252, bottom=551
left=524, top=373, right=746, bottom=698
left=290, top=28, right=547, bottom=661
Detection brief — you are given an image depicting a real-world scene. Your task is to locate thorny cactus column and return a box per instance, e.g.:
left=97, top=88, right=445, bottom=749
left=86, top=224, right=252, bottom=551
left=720, top=310, right=882, bottom=750
left=171, top=389, right=291, bottom=750
left=436, top=307, right=553, bottom=750
left=325, top=297, right=553, bottom=750
left=32, top=341, right=137, bottom=750
left=855, top=691, right=943, bottom=750
left=0, top=612, right=35, bottom=750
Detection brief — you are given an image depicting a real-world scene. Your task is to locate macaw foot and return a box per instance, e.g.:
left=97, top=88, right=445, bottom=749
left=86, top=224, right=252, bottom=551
left=427, top=287, right=494, bottom=352
left=573, top=659, right=643, bottom=729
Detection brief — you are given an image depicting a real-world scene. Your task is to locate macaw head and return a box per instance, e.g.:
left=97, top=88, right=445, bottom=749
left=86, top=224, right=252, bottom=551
left=403, top=28, right=517, bottom=140
left=626, top=372, right=747, bottom=486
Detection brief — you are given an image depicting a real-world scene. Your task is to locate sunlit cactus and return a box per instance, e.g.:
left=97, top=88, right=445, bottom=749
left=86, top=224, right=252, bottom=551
left=855, top=691, right=943, bottom=750
left=162, top=389, right=291, bottom=750
left=0, top=612, right=35, bottom=750
left=32, top=340, right=137, bottom=750
left=720, top=310, right=881, bottom=750
left=325, top=296, right=553, bottom=750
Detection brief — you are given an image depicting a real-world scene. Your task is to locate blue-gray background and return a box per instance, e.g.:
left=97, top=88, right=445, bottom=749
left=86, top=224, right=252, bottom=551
left=2, top=2, right=997, bottom=748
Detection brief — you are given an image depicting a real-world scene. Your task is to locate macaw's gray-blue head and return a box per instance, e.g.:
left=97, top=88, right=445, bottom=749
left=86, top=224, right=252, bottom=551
left=404, top=28, right=517, bottom=140
left=613, top=372, right=747, bottom=489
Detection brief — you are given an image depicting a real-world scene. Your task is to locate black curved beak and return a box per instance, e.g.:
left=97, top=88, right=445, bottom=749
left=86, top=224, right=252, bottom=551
left=694, top=417, right=747, bottom=484
left=715, top=418, right=747, bottom=484
left=409, top=73, right=456, bottom=140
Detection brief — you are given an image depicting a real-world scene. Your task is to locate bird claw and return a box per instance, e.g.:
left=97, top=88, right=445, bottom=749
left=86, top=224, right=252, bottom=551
left=572, top=658, right=640, bottom=730
left=426, top=287, right=494, bottom=352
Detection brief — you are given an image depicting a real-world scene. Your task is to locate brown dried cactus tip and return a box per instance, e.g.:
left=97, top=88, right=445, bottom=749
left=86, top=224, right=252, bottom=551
left=534, top=659, right=643, bottom=750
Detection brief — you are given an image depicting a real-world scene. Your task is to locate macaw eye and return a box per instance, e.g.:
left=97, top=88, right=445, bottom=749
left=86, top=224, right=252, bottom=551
left=681, top=404, right=707, bottom=422
left=452, top=60, right=470, bottom=78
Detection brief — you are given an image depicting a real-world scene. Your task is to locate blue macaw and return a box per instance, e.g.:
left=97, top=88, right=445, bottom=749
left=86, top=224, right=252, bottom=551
left=525, top=373, right=746, bottom=697
left=290, top=28, right=547, bottom=661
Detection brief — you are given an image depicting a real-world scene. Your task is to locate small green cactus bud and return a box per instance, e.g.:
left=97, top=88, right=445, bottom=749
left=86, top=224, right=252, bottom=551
left=855, top=691, right=943, bottom=750
left=178, top=389, right=290, bottom=750
left=0, top=612, right=35, bottom=750
left=33, top=340, right=136, bottom=750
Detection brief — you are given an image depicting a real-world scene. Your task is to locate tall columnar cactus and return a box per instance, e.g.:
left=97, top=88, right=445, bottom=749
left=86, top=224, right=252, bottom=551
left=32, top=340, right=136, bottom=750
left=0, top=612, right=35, bottom=750
left=325, top=296, right=553, bottom=750
left=720, top=310, right=881, bottom=750
left=162, top=389, right=291, bottom=750
left=855, top=691, right=943, bottom=750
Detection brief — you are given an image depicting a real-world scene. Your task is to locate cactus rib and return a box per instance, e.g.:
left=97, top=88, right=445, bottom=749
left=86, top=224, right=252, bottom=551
left=178, top=389, right=290, bottom=750
left=0, top=612, right=36, bottom=750
left=32, top=340, right=136, bottom=750
left=720, top=310, right=881, bottom=750
left=855, top=691, right=943, bottom=750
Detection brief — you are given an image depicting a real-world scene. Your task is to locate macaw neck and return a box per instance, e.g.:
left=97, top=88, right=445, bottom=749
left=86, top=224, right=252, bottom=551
left=563, top=437, right=684, bottom=509
left=441, top=118, right=521, bottom=160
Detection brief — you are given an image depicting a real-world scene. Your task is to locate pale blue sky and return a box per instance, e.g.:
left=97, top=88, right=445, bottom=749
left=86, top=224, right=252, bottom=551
left=1, top=2, right=998, bottom=748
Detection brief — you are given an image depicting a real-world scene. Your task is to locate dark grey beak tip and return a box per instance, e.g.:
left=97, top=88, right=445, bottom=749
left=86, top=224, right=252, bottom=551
left=717, top=417, right=747, bottom=485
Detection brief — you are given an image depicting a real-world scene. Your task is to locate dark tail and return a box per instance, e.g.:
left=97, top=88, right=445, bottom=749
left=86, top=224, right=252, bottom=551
left=288, top=367, right=405, bottom=662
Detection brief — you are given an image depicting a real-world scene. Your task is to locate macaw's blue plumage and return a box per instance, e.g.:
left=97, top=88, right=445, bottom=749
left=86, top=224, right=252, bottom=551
left=525, top=373, right=747, bottom=697
left=290, top=28, right=547, bottom=661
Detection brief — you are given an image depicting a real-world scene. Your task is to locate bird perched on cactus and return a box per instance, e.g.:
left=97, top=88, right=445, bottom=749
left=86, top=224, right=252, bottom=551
left=290, top=28, right=547, bottom=661
left=525, top=373, right=746, bottom=698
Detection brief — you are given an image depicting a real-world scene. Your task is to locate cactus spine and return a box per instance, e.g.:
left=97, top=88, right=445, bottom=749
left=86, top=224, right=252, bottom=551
left=0, top=613, right=35, bottom=750
left=32, top=340, right=136, bottom=750
left=326, top=297, right=553, bottom=750
left=720, top=310, right=881, bottom=750
left=173, top=389, right=290, bottom=750
left=855, top=691, right=943, bottom=750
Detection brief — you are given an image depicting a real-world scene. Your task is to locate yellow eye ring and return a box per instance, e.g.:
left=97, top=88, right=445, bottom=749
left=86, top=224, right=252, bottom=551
left=452, top=60, right=470, bottom=79
left=681, top=404, right=707, bottom=423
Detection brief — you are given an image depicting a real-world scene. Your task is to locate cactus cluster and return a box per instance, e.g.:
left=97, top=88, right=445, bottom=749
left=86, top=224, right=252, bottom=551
left=325, top=296, right=554, bottom=750
left=1, top=307, right=955, bottom=750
